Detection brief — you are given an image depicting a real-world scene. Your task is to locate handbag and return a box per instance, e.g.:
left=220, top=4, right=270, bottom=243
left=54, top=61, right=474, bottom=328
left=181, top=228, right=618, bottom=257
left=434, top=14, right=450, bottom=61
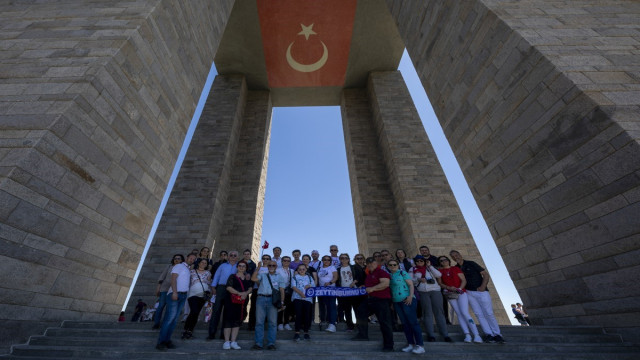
left=231, top=276, right=246, bottom=304
left=195, top=270, right=211, bottom=300
left=266, top=273, right=282, bottom=309
left=443, top=289, right=460, bottom=300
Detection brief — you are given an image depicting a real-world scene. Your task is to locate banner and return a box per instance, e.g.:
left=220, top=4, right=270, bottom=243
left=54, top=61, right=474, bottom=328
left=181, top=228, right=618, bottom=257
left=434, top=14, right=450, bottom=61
left=305, top=286, right=367, bottom=297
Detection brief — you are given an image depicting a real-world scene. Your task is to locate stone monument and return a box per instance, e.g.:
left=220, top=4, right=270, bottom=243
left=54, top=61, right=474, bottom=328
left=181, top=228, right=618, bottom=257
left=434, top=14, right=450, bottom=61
left=0, top=0, right=638, bottom=348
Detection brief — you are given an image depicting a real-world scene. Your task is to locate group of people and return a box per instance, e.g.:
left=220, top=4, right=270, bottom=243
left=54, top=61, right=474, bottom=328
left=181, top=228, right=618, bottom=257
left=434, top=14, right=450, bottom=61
left=152, top=244, right=507, bottom=353
left=511, top=303, right=531, bottom=326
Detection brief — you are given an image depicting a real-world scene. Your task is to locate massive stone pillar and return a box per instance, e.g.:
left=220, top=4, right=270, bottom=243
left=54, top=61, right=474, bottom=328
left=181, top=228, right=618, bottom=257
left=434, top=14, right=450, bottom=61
left=0, top=0, right=234, bottom=347
left=342, top=71, right=509, bottom=323
left=387, top=0, right=640, bottom=332
left=127, top=76, right=271, bottom=311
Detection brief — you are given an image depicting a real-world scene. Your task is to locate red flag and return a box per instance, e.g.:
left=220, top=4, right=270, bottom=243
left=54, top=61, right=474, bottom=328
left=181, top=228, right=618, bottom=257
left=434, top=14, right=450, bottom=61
left=257, top=0, right=357, bottom=88
left=262, top=241, right=269, bottom=250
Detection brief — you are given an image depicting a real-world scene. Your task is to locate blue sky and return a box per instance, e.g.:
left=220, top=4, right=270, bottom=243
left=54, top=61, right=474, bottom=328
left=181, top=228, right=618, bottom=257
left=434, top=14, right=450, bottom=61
left=126, top=51, right=522, bottom=323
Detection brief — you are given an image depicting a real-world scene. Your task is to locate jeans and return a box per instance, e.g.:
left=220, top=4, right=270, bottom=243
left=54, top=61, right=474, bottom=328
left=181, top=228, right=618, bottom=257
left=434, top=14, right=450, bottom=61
left=154, top=291, right=168, bottom=327
left=418, top=290, right=449, bottom=337
left=467, top=290, right=501, bottom=336
left=318, top=296, right=337, bottom=324
left=157, top=292, right=188, bottom=345
left=393, top=300, right=424, bottom=346
left=255, top=295, right=278, bottom=346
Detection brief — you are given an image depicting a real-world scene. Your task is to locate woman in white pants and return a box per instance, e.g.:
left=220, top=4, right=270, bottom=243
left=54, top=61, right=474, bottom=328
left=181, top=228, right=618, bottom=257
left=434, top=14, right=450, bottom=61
left=437, top=256, right=482, bottom=343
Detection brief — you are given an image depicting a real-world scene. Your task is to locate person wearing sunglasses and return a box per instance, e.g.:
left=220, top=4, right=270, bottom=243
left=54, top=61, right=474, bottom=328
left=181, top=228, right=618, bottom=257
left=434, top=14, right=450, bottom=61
left=251, top=260, right=285, bottom=350
left=412, top=255, right=451, bottom=342
left=249, top=254, right=272, bottom=331
left=387, top=260, right=424, bottom=354
left=336, top=253, right=358, bottom=331
left=291, top=263, right=316, bottom=341
left=152, top=254, right=184, bottom=330
left=355, top=257, right=394, bottom=352
left=317, top=255, right=338, bottom=332
left=277, top=256, right=295, bottom=331
left=207, top=250, right=239, bottom=341
left=438, top=255, right=482, bottom=343
left=221, top=261, right=252, bottom=349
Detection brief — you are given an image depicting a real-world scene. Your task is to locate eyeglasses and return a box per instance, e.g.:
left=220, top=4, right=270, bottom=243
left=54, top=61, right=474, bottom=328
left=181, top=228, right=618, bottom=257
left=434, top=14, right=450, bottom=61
left=387, top=263, right=398, bottom=267
left=229, top=254, right=237, bottom=257
left=355, top=257, right=364, bottom=260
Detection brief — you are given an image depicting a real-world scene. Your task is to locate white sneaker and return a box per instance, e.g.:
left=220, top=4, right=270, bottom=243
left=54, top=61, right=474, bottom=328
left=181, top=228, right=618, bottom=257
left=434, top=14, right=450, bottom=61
left=473, top=334, right=483, bottom=343
left=325, top=324, right=336, bottom=332
left=464, top=334, right=472, bottom=343
left=401, top=344, right=414, bottom=352
left=278, top=324, right=284, bottom=331
left=230, top=341, right=241, bottom=350
left=284, top=324, right=292, bottom=331
left=222, top=341, right=231, bottom=350
left=412, top=345, right=425, bottom=354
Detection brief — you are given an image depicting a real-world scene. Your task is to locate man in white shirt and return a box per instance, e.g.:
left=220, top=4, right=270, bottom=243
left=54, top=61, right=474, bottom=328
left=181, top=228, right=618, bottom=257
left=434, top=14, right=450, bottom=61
left=156, top=253, right=196, bottom=350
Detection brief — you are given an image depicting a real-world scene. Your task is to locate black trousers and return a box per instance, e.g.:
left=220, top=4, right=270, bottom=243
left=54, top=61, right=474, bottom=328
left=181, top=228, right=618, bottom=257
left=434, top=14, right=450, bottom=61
left=184, top=296, right=206, bottom=332
left=278, top=289, right=294, bottom=325
left=337, top=296, right=357, bottom=329
left=208, top=285, right=227, bottom=337
left=356, top=297, right=394, bottom=349
left=248, top=288, right=258, bottom=329
left=293, top=299, right=312, bottom=332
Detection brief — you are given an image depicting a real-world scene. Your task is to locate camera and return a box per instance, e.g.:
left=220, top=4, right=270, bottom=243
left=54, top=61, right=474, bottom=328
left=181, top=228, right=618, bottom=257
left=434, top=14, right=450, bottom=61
left=426, top=279, right=435, bottom=284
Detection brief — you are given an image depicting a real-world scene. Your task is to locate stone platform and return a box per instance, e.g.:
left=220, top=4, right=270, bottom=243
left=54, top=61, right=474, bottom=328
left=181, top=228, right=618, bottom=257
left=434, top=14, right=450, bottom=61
left=2, top=320, right=639, bottom=359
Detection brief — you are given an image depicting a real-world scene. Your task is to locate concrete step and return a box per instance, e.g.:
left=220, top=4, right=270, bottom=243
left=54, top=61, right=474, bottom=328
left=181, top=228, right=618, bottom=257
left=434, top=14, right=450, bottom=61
left=8, top=343, right=640, bottom=358
left=61, top=321, right=608, bottom=335
left=4, top=321, right=639, bottom=360
left=40, top=328, right=624, bottom=344
left=21, top=336, right=639, bottom=352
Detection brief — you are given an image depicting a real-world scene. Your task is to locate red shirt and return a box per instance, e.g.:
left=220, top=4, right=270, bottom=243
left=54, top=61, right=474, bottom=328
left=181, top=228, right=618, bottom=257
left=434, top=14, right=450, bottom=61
left=440, top=266, right=464, bottom=290
left=365, top=267, right=391, bottom=299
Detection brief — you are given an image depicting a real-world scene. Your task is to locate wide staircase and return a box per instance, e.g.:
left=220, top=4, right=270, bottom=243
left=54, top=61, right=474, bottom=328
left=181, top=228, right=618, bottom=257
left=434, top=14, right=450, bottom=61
left=3, top=321, right=639, bottom=359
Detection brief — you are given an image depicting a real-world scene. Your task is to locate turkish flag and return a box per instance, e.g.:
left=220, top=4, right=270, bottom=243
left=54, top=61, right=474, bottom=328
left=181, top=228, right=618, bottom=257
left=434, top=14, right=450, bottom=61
left=257, top=0, right=357, bottom=88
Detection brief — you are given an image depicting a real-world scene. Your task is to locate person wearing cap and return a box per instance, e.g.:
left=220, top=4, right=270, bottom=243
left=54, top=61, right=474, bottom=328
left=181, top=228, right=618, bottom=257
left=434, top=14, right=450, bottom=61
left=412, top=255, right=451, bottom=342
left=352, top=256, right=394, bottom=352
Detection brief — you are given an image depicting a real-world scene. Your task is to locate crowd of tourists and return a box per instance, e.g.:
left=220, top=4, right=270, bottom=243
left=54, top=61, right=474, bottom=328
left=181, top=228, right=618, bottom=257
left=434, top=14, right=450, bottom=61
left=152, top=244, right=507, bottom=353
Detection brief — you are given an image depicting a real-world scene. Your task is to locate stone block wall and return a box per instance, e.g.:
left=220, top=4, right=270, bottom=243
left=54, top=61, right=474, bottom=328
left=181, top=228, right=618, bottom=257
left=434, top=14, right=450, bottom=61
left=342, top=72, right=509, bottom=323
left=0, top=0, right=234, bottom=349
left=386, top=0, right=640, bottom=329
left=341, top=89, right=404, bottom=256
left=127, top=76, right=271, bottom=311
